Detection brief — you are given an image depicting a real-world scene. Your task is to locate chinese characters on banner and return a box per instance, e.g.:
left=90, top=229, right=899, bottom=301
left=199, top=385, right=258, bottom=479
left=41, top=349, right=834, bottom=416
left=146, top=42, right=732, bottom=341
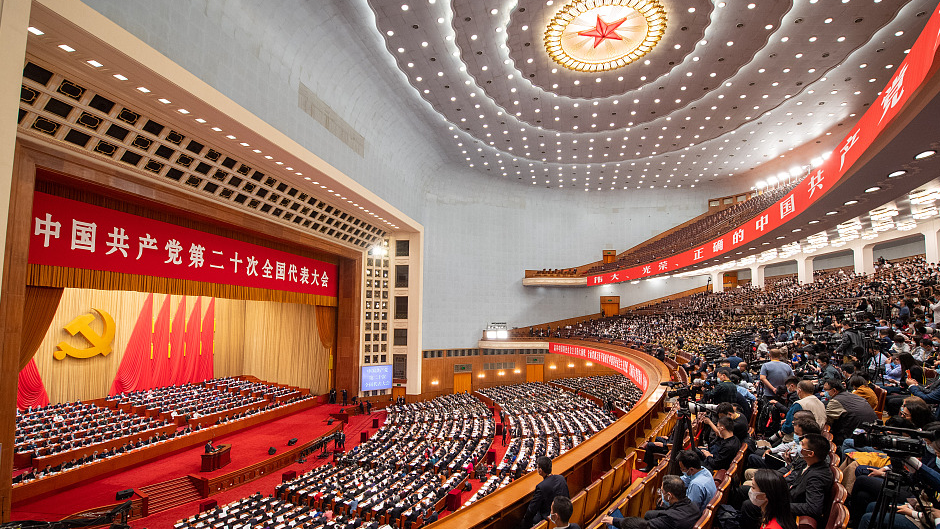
left=29, top=192, right=338, bottom=298
left=549, top=342, right=649, bottom=391
left=588, top=4, right=940, bottom=287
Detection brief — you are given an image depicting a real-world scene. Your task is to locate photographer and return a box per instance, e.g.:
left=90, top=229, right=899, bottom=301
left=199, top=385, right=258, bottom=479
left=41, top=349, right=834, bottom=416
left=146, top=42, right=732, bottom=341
left=816, top=354, right=843, bottom=388
left=703, top=368, right=739, bottom=406
left=853, top=423, right=940, bottom=529
left=835, top=321, right=866, bottom=359
left=700, top=416, right=741, bottom=471
left=760, top=350, right=794, bottom=395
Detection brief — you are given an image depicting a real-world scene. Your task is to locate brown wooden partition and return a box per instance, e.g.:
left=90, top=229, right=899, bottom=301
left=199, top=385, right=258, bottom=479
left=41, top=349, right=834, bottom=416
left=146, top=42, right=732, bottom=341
left=427, top=339, right=670, bottom=529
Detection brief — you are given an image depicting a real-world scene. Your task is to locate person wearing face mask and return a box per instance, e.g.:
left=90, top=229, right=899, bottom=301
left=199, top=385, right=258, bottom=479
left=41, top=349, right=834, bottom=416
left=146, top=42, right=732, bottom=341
left=738, top=434, right=832, bottom=529
left=700, top=416, right=741, bottom=471
left=778, top=380, right=826, bottom=440
left=676, top=450, right=716, bottom=513
left=823, top=379, right=877, bottom=447
left=749, top=469, right=797, bottom=529
left=642, top=475, right=700, bottom=529
left=852, top=423, right=940, bottom=529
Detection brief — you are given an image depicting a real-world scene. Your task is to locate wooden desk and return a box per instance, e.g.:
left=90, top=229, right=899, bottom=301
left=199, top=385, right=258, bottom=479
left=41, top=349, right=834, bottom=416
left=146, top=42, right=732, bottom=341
left=200, top=444, right=231, bottom=472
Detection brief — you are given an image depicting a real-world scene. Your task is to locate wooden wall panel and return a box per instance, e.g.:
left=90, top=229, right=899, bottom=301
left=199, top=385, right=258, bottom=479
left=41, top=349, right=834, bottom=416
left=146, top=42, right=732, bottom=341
left=420, top=352, right=617, bottom=398
left=453, top=373, right=472, bottom=394
left=30, top=289, right=331, bottom=402
left=526, top=364, right=544, bottom=383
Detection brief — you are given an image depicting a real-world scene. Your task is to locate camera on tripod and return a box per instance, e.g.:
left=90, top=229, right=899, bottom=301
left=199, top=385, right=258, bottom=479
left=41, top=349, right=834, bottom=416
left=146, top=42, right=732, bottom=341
left=853, top=422, right=937, bottom=459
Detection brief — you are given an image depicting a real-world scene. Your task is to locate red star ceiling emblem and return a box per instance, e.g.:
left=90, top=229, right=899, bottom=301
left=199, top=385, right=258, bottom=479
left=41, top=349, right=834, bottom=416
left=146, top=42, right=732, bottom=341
left=578, top=14, right=629, bottom=48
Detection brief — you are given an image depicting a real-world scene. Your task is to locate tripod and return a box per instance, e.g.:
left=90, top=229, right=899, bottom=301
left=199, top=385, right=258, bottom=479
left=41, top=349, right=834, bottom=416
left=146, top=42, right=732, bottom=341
left=665, top=393, right=695, bottom=476
left=868, top=455, right=930, bottom=529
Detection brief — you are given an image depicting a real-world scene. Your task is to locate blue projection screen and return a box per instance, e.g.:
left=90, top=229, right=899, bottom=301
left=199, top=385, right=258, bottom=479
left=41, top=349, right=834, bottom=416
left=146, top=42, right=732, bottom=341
left=360, top=365, right=393, bottom=392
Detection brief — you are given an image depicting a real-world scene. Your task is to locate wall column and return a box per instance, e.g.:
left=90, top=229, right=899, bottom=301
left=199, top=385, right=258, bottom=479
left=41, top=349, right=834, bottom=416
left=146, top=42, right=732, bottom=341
left=923, top=226, right=940, bottom=265
left=850, top=240, right=875, bottom=276
left=0, top=0, right=32, bottom=522
left=710, top=271, right=724, bottom=293
left=750, top=265, right=766, bottom=289
left=797, top=256, right=815, bottom=284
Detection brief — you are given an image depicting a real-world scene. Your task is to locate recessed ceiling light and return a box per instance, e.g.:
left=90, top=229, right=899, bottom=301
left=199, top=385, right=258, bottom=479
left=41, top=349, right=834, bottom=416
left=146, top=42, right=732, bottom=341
left=195, top=118, right=206, bottom=123
left=400, top=4, right=408, bottom=10
left=826, top=211, right=839, bottom=215
left=865, top=186, right=880, bottom=193
left=57, top=44, right=75, bottom=52
left=86, top=60, right=103, bottom=67
left=27, top=27, right=44, bottom=35
left=136, top=86, right=150, bottom=93
left=888, top=170, right=906, bottom=177
left=808, top=220, right=820, bottom=224
left=112, top=74, right=128, bottom=81
left=844, top=200, right=858, bottom=205
left=157, top=98, right=171, bottom=104
left=177, top=108, right=189, bottom=114
left=915, top=150, right=936, bottom=160
left=211, top=127, right=222, bottom=132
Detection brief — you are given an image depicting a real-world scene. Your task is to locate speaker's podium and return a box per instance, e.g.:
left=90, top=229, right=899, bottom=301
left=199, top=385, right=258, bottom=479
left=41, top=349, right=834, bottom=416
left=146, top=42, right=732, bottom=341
left=201, top=444, right=232, bottom=472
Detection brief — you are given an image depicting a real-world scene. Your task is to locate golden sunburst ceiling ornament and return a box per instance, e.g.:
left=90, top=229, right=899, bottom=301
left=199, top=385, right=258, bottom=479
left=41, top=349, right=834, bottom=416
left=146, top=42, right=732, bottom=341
left=544, top=0, right=667, bottom=73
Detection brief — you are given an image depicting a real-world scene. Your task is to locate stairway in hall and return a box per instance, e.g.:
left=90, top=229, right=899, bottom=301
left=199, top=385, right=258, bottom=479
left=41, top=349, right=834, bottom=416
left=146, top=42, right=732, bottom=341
left=139, top=476, right=202, bottom=514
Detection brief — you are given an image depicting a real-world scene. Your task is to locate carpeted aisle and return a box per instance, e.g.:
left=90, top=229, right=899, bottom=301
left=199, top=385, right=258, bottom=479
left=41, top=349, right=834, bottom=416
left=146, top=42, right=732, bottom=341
left=10, top=404, right=383, bottom=524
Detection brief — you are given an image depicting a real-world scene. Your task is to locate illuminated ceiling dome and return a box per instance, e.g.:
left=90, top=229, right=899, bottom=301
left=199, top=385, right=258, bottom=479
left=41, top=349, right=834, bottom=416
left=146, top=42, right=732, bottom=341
left=544, top=0, right=667, bottom=72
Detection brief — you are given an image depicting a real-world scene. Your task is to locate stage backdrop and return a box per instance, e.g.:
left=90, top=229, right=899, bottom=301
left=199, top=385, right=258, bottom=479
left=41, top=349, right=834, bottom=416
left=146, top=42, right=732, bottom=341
left=30, top=288, right=331, bottom=402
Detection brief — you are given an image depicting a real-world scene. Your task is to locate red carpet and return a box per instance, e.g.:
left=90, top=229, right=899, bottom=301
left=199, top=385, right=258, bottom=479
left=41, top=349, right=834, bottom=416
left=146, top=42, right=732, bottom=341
left=11, top=404, right=383, bottom=525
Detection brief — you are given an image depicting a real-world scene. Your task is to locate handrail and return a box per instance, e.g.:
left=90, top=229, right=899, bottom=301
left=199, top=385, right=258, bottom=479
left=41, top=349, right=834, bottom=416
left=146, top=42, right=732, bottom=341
left=428, top=339, right=670, bottom=529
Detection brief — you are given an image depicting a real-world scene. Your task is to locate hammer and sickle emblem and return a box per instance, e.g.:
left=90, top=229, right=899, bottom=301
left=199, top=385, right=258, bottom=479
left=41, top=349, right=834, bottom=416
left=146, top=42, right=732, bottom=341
left=54, top=308, right=116, bottom=360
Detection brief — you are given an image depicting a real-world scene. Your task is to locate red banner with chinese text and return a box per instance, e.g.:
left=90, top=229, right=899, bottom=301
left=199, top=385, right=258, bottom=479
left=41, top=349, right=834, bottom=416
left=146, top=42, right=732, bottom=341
left=28, top=192, right=338, bottom=297
left=589, top=4, right=940, bottom=286
left=549, top=342, right=649, bottom=391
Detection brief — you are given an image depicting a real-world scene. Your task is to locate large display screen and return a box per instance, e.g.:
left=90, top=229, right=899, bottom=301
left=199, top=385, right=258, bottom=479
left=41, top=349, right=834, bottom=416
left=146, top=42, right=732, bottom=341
left=360, top=365, right=393, bottom=392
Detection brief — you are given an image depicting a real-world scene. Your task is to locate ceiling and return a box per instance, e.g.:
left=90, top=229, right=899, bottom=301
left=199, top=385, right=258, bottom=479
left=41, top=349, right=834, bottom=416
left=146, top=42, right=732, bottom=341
left=365, top=0, right=937, bottom=191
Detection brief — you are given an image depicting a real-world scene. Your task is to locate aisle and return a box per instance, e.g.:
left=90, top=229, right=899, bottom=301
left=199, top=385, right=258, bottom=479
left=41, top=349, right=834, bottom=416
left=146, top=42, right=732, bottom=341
left=132, top=409, right=384, bottom=529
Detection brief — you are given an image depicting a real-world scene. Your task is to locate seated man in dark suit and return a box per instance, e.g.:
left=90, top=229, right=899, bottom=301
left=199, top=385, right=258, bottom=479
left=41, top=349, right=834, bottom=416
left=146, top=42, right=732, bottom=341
left=550, top=496, right=580, bottom=529
left=642, top=475, right=701, bottom=529
left=522, top=456, right=570, bottom=528
left=738, top=433, right=832, bottom=529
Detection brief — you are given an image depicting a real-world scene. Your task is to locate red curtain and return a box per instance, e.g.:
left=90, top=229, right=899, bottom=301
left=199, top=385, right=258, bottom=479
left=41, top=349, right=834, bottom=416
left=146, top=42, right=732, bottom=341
left=180, top=297, right=202, bottom=384
left=168, top=296, right=186, bottom=385
left=20, top=286, right=65, bottom=371
left=196, top=298, right=215, bottom=382
left=109, top=293, right=154, bottom=395
left=17, top=358, right=50, bottom=409
left=150, top=295, right=171, bottom=387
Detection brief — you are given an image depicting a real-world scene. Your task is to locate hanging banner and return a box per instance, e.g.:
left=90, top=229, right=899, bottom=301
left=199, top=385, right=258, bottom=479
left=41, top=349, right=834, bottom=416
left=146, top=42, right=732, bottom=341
left=549, top=342, right=649, bottom=391
left=589, top=4, right=940, bottom=286
left=29, top=191, right=338, bottom=297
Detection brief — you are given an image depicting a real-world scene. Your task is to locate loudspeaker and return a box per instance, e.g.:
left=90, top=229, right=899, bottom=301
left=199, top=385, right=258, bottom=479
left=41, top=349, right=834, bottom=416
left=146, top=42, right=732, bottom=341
left=115, top=489, right=134, bottom=501
left=268, top=447, right=277, bottom=455
left=327, top=418, right=334, bottom=425
left=288, top=438, right=298, bottom=446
